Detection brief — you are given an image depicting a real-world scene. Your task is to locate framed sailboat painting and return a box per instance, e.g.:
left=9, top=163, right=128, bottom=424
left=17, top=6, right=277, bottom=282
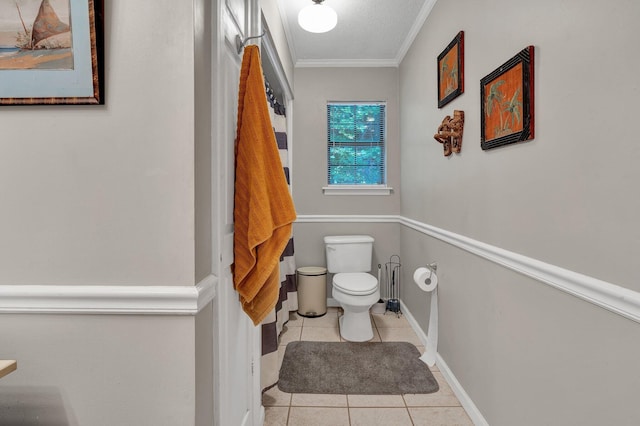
left=0, top=0, right=103, bottom=105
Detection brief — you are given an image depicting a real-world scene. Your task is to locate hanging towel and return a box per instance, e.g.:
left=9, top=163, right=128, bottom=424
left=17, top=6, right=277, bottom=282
left=232, top=45, right=297, bottom=325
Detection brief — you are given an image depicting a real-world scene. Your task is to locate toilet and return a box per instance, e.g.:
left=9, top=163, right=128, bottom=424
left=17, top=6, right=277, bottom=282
left=324, top=235, right=380, bottom=342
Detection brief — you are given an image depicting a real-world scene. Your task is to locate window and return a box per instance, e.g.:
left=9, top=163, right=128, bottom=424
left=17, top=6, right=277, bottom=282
left=326, top=102, right=387, bottom=191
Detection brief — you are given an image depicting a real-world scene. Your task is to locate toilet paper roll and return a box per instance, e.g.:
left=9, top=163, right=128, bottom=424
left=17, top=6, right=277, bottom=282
left=413, top=267, right=438, bottom=367
left=413, top=267, right=438, bottom=292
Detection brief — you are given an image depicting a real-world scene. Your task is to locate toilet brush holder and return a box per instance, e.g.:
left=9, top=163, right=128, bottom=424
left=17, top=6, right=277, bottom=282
left=386, top=298, right=400, bottom=313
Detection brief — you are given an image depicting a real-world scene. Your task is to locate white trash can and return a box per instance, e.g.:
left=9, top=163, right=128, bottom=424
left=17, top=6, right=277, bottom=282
left=296, top=266, right=327, bottom=318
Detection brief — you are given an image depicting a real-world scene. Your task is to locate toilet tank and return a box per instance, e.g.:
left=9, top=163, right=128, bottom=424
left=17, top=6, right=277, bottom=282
left=324, top=235, right=374, bottom=273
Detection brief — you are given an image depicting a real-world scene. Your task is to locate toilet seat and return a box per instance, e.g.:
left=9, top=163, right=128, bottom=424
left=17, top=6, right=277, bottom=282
left=333, top=272, right=377, bottom=296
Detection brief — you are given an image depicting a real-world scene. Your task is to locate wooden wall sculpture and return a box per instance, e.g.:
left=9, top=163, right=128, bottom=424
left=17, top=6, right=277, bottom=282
left=434, top=110, right=464, bottom=156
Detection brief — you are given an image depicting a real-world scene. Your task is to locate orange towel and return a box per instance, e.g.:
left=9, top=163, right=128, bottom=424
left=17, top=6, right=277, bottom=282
left=232, top=45, right=297, bottom=325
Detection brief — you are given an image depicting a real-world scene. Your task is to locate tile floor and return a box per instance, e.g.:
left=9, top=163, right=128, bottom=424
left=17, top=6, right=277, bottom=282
left=263, top=307, right=474, bottom=426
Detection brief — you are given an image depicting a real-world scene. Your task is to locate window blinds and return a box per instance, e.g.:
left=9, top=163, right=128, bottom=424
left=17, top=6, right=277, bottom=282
left=326, top=102, right=386, bottom=185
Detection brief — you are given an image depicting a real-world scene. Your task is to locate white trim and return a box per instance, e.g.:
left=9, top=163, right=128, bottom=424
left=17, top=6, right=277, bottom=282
left=399, top=216, right=640, bottom=324
left=296, top=58, right=400, bottom=68
left=0, top=275, right=217, bottom=315
left=283, top=0, right=439, bottom=69
left=5, top=214, right=639, bottom=322
left=322, top=185, right=393, bottom=196
left=435, top=353, right=490, bottom=426
left=196, top=275, right=218, bottom=312
left=296, top=214, right=399, bottom=223
left=401, top=300, right=489, bottom=426
left=261, top=16, right=294, bottom=102
left=297, top=214, right=640, bottom=324
left=395, top=0, right=438, bottom=65
left=399, top=299, right=427, bottom=347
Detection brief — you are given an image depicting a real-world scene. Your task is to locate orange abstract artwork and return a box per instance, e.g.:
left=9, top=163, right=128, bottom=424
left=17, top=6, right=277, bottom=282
left=439, top=48, right=458, bottom=100
left=483, top=63, right=523, bottom=141
left=480, top=46, right=534, bottom=150
left=437, top=31, right=464, bottom=108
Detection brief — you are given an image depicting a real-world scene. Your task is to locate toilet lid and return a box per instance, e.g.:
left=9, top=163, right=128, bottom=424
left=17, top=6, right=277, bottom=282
left=333, top=273, right=378, bottom=295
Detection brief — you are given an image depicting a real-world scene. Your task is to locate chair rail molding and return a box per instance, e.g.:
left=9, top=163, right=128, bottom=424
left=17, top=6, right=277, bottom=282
left=296, top=214, right=640, bottom=324
left=0, top=275, right=217, bottom=315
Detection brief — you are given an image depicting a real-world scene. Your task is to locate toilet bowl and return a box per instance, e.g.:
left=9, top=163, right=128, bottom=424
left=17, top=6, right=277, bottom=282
left=332, top=272, right=380, bottom=342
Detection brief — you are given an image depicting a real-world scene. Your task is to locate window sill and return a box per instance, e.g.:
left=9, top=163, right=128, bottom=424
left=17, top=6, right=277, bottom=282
left=322, top=185, right=393, bottom=196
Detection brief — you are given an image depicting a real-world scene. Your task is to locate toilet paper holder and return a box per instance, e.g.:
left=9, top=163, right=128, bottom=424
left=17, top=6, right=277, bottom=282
left=422, top=263, right=437, bottom=285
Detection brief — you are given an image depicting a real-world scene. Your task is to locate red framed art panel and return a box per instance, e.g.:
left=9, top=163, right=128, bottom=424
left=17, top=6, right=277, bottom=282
left=480, top=46, right=535, bottom=150
left=437, top=31, right=464, bottom=108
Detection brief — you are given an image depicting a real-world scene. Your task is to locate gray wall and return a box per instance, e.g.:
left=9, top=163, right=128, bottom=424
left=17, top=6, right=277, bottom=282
left=292, top=67, right=402, bottom=285
left=0, top=315, right=196, bottom=425
left=195, top=304, right=214, bottom=426
left=194, top=0, right=214, bottom=419
left=0, top=0, right=196, bottom=287
left=294, top=222, right=401, bottom=298
left=195, top=0, right=213, bottom=283
left=399, top=0, right=640, bottom=425
left=400, top=0, right=639, bottom=291
left=289, top=1, right=640, bottom=424
left=293, top=67, right=401, bottom=216
left=0, top=0, right=213, bottom=424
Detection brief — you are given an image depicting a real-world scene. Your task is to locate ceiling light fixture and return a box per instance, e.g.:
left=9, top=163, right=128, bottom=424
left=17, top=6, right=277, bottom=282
left=298, top=0, right=337, bottom=34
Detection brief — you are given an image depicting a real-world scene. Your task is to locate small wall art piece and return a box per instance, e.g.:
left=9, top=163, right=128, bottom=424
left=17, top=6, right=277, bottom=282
left=437, top=31, right=464, bottom=108
left=434, top=110, right=464, bottom=157
left=480, top=46, right=535, bottom=150
left=0, top=0, right=104, bottom=105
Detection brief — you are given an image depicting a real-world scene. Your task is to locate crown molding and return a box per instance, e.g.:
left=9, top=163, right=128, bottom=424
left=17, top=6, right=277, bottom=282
left=277, top=0, right=439, bottom=69
left=395, top=0, right=438, bottom=64
left=295, top=58, right=399, bottom=68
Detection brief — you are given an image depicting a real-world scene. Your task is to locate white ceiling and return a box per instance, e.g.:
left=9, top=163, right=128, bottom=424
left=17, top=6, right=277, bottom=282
left=275, top=0, right=437, bottom=67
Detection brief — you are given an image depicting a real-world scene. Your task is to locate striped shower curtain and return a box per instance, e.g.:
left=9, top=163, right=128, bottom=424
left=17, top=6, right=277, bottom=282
left=261, top=84, right=297, bottom=392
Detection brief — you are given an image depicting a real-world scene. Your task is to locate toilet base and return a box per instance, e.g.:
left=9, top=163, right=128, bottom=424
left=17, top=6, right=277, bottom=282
left=331, top=275, right=379, bottom=342
left=338, top=307, right=374, bottom=342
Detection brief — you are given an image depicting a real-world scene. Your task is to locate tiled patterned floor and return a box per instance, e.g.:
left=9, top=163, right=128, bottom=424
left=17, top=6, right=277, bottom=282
left=263, top=307, right=474, bottom=426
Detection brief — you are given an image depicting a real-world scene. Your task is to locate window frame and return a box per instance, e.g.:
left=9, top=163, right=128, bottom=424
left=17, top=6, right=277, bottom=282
left=323, top=101, right=392, bottom=195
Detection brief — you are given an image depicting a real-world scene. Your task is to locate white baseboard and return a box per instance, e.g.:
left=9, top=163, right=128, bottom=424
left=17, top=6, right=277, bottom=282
left=399, top=300, right=428, bottom=346
left=401, top=300, right=489, bottom=426
left=328, top=296, right=489, bottom=424
left=435, top=352, right=490, bottom=426
left=0, top=275, right=217, bottom=315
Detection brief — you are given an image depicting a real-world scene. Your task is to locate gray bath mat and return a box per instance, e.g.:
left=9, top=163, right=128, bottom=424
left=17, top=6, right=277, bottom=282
left=278, top=341, right=439, bottom=394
